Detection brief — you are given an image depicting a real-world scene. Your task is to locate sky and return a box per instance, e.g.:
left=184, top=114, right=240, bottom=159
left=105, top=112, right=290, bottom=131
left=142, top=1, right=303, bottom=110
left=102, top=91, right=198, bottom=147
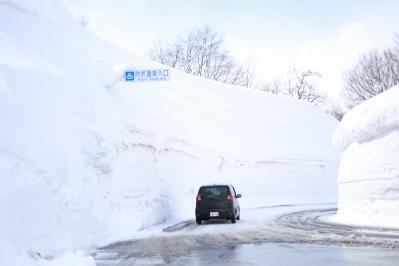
left=63, top=0, right=399, bottom=99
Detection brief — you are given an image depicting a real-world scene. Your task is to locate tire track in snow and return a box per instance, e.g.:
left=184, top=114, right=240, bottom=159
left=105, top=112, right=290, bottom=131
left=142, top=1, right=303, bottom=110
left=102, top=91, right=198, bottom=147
left=95, top=205, right=399, bottom=265
left=275, top=208, right=399, bottom=247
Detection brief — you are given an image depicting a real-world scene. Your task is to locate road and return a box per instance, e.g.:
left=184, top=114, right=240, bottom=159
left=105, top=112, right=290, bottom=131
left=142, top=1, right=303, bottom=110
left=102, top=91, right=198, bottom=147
left=94, top=204, right=399, bottom=265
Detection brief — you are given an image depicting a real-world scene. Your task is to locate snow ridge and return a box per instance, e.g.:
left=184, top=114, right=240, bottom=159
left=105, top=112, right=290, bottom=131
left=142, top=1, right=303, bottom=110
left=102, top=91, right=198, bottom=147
left=334, top=86, right=399, bottom=228
left=333, top=86, right=399, bottom=151
left=0, top=0, right=76, bottom=26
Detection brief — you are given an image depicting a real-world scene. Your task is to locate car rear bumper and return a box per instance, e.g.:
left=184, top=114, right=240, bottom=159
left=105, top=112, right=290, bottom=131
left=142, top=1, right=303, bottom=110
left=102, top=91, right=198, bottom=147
left=195, top=208, right=235, bottom=220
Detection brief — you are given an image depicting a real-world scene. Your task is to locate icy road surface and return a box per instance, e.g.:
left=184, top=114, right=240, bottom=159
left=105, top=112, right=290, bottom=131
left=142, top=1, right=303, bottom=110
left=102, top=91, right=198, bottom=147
left=94, top=204, right=399, bottom=265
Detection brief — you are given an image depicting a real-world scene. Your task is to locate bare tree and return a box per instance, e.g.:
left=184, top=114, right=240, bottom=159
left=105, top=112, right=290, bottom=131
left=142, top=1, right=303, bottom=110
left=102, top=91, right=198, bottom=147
left=78, top=14, right=90, bottom=29
left=285, top=66, right=326, bottom=105
left=343, top=48, right=399, bottom=108
left=253, top=66, right=325, bottom=105
left=393, top=33, right=399, bottom=66
left=150, top=39, right=182, bottom=68
left=149, top=25, right=255, bottom=87
left=325, top=100, right=345, bottom=121
left=254, top=79, right=282, bottom=95
left=394, top=33, right=399, bottom=53
left=235, top=59, right=257, bottom=88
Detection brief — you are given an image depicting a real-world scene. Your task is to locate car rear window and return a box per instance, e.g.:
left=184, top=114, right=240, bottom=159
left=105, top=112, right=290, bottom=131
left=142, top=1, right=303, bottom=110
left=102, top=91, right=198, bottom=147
left=198, top=186, right=229, bottom=198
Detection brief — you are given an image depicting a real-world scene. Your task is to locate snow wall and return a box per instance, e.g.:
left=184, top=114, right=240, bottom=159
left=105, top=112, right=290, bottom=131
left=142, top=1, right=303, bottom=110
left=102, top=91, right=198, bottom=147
left=0, top=0, right=338, bottom=264
left=333, top=86, right=399, bottom=228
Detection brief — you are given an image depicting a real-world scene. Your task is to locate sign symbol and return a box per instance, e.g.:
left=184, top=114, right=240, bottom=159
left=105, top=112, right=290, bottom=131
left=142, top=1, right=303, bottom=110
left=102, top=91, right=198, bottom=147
left=125, top=72, right=135, bottom=81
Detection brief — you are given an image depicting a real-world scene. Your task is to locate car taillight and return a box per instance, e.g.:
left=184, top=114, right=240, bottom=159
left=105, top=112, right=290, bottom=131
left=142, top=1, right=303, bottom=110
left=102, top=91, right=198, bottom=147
left=196, top=195, right=202, bottom=202
left=227, top=194, right=234, bottom=201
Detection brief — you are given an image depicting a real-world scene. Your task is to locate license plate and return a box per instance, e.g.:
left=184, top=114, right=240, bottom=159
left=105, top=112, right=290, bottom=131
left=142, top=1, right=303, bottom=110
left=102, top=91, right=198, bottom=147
left=210, top=212, right=219, bottom=217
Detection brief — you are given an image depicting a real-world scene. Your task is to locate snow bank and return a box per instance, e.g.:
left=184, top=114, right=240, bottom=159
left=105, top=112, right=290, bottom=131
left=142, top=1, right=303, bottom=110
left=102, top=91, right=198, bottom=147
left=111, top=69, right=339, bottom=160
left=0, top=0, right=76, bottom=27
left=38, top=251, right=95, bottom=266
left=333, top=86, right=399, bottom=228
left=333, top=86, right=399, bottom=151
left=0, top=0, right=338, bottom=264
left=0, top=248, right=94, bottom=266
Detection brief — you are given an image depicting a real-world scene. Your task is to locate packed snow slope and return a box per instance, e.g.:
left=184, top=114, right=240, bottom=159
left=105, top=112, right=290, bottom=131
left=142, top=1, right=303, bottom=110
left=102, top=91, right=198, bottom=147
left=0, top=0, right=338, bottom=265
left=333, top=86, right=399, bottom=228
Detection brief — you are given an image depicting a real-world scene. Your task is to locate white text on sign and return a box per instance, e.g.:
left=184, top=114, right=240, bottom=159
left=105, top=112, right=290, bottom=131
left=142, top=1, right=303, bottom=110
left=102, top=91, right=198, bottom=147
left=125, top=69, right=170, bottom=82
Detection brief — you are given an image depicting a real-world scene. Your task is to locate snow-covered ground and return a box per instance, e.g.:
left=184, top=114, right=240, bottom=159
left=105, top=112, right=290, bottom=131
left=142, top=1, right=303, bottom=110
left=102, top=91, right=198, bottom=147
left=0, top=0, right=339, bottom=265
left=333, top=86, right=399, bottom=228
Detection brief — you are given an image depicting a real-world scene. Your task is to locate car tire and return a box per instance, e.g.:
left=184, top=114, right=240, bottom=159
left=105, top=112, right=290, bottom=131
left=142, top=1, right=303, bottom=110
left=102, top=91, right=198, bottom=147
left=237, top=214, right=240, bottom=220
left=196, top=217, right=202, bottom=225
left=231, top=215, right=236, bottom=224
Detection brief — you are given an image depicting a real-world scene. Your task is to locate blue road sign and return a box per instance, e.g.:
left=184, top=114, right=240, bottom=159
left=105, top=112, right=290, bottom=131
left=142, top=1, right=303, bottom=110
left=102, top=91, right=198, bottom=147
left=125, top=72, right=135, bottom=81
left=125, top=69, right=170, bottom=82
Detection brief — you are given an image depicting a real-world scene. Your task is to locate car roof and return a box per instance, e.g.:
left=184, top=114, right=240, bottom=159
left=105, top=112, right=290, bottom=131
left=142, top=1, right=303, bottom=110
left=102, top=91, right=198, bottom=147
left=200, top=184, right=233, bottom=187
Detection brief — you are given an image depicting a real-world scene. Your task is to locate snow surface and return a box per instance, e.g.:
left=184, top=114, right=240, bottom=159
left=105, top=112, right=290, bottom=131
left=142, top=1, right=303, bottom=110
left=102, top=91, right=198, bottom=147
left=0, top=0, right=76, bottom=27
left=333, top=86, right=399, bottom=228
left=1, top=249, right=95, bottom=266
left=0, top=0, right=338, bottom=265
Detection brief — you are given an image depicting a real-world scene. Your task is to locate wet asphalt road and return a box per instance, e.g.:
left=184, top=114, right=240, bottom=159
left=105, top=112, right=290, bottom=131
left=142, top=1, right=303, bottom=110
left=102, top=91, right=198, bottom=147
left=94, top=204, right=399, bottom=266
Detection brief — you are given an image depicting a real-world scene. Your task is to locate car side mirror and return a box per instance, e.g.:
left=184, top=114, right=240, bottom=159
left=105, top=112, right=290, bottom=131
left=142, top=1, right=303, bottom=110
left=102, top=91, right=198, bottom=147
left=236, top=194, right=242, bottom=198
